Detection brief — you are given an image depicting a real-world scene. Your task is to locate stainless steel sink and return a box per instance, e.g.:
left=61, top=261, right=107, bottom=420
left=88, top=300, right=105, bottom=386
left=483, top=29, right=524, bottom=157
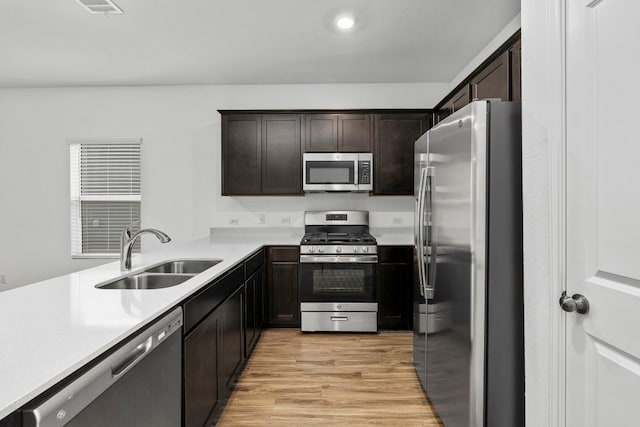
left=143, top=259, right=222, bottom=274
left=97, top=273, right=194, bottom=290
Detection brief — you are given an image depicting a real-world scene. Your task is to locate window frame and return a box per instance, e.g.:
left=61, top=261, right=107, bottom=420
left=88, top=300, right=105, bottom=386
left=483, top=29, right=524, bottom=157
left=69, top=138, right=142, bottom=259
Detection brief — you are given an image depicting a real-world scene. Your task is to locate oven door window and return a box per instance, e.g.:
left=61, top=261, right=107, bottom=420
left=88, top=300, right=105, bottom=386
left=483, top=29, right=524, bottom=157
left=305, top=161, right=354, bottom=185
left=299, top=263, right=376, bottom=302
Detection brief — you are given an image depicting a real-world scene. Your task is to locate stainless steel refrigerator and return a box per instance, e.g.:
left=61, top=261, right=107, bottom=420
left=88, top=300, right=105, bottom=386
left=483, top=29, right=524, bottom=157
left=413, top=100, right=524, bottom=427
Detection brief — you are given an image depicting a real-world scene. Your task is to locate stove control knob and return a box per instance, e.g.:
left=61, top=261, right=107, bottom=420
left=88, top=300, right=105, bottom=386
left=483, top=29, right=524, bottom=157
left=309, top=247, right=316, bottom=253
left=318, top=247, right=325, bottom=253
left=363, top=247, right=369, bottom=253
left=353, top=247, right=359, bottom=253
left=336, top=247, right=342, bottom=253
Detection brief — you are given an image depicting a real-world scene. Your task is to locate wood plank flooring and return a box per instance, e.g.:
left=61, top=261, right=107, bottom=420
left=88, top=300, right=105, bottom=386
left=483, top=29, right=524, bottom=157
left=217, top=329, right=442, bottom=426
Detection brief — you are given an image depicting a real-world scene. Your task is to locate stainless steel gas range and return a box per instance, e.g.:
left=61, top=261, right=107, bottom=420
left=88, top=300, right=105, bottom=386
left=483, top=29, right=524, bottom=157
left=299, top=210, right=378, bottom=332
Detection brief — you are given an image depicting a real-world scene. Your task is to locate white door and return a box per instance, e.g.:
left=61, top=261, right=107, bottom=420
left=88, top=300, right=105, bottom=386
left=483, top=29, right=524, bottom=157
left=565, top=0, right=640, bottom=425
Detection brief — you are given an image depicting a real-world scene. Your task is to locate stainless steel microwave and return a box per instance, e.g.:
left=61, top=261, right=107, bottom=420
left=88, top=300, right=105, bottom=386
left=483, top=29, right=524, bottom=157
left=303, top=153, right=373, bottom=192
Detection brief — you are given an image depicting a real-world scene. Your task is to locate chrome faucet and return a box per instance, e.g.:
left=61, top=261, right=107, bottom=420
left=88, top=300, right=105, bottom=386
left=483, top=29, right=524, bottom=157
left=120, top=225, right=171, bottom=271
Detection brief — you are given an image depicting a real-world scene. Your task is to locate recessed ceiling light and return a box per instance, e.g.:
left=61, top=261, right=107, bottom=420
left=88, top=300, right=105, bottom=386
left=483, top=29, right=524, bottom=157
left=75, top=0, right=123, bottom=15
left=335, top=15, right=356, bottom=31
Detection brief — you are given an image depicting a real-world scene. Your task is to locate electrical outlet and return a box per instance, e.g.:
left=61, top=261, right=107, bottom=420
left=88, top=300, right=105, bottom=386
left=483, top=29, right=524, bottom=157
left=280, top=216, right=291, bottom=225
left=392, top=217, right=403, bottom=225
left=229, top=217, right=239, bottom=225
left=258, top=214, right=265, bottom=225
left=0, top=274, right=6, bottom=285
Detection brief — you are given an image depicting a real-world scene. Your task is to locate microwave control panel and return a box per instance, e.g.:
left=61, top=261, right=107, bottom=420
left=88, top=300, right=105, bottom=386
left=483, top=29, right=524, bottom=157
left=358, top=161, right=371, bottom=184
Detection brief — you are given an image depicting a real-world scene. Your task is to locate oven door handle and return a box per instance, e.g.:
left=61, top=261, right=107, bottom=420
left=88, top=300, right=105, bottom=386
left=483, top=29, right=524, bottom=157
left=299, top=255, right=379, bottom=264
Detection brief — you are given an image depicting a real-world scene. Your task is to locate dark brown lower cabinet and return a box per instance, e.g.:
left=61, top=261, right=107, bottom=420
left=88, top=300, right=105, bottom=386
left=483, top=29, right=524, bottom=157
left=184, top=309, right=219, bottom=427
left=218, top=287, right=244, bottom=399
left=245, top=265, right=265, bottom=356
left=377, top=246, right=413, bottom=330
left=267, top=246, right=300, bottom=327
left=183, top=266, right=245, bottom=427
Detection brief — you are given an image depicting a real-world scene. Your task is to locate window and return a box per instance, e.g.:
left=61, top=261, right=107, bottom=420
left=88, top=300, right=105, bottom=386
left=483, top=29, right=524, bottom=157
left=70, top=139, right=142, bottom=258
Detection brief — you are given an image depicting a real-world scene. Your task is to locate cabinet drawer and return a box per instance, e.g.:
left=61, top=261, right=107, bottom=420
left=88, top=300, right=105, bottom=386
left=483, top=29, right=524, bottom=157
left=268, top=246, right=299, bottom=262
left=245, top=249, right=264, bottom=278
left=301, top=311, right=377, bottom=332
left=378, top=246, right=413, bottom=263
left=183, top=264, right=244, bottom=334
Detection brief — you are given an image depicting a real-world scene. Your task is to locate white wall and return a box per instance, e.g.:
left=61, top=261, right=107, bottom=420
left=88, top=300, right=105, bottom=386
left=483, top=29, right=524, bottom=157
left=0, top=82, right=447, bottom=289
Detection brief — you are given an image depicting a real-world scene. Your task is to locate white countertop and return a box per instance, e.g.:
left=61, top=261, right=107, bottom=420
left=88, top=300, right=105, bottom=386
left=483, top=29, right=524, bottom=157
left=0, top=227, right=411, bottom=419
left=0, top=232, right=300, bottom=420
left=371, top=227, right=414, bottom=246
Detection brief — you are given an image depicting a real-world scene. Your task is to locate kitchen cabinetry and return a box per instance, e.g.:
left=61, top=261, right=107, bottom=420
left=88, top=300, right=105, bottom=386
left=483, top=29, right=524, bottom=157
left=262, top=115, right=302, bottom=194
left=304, top=114, right=371, bottom=152
left=222, top=115, right=262, bottom=195
left=338, top=114, right=371, bottom=152
left=377, top=246, right=413, bottom=330
left=221, top=113, right=302, bottom=196
left=373, top=114, right=430, bottom=195
left=217, top=286, right=244, bottom=399
left=222, top=110, right=432, bottom=195
left=437, top=85, right=472, bottom=123
left=267, top=246, right=300, bottom=327
left=470, top=50, right=509, bottom=102
left=184, top=308, right=219, bottom=427
left=433, top=32, right=521, bottom=125
left=304, top=114, right=337, bottom=152
left=244, top=250, right=265, bottom=356
left=183, top=264, right=244, bottom=427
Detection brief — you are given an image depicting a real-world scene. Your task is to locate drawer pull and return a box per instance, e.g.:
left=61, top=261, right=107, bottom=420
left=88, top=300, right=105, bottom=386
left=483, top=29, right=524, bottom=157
left=330, top=316, right=349, bottom=321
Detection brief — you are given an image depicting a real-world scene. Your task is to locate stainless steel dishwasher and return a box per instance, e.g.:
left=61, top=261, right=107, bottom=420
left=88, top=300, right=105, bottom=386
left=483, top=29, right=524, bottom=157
left=23, top=307, right=183, bottom=427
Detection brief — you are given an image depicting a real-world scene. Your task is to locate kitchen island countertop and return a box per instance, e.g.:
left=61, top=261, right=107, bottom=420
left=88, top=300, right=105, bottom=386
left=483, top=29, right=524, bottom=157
left=0, top=232, right=300, bottom=420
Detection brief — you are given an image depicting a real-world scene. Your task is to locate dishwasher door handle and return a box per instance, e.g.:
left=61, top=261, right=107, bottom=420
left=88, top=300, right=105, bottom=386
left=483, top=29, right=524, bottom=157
left=111, top=337, right=153, bottom=377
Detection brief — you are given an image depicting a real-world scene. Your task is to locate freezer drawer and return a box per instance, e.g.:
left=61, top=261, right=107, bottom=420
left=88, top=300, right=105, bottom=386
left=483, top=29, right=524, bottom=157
left=301, top=311, right=377, bottom=332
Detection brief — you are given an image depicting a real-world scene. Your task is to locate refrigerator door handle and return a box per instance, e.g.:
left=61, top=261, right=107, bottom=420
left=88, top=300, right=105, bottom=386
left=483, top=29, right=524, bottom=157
left=416, top=167, right=427, bottom=297
left=419, top=167, right=430, bottom=297
left=425, top=169, right=436, bottom=299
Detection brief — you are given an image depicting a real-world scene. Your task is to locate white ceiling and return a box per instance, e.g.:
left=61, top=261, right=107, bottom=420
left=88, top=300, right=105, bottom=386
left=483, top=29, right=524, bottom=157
left=0, top=0, right=520, bottom=88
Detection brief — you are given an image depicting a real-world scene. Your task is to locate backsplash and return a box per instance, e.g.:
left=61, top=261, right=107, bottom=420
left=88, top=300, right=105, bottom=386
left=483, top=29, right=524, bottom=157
left=210, top=210, right=413, bottom=229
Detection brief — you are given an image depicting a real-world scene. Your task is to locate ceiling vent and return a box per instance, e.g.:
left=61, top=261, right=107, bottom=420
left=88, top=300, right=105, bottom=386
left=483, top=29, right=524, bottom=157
left=75, top=0, right=123, bottom=14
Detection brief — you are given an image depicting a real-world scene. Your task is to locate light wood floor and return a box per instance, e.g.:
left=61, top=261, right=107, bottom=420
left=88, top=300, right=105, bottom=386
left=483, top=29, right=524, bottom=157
left=217, top=329, right=442, bottom=426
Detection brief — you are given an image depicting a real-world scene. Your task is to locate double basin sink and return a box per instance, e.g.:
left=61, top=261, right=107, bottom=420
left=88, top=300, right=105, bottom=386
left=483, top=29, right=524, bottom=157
left=96, top=259, right=222, bottom=290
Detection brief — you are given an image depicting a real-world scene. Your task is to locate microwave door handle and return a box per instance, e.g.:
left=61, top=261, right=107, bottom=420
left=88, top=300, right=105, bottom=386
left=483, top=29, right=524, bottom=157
left=354, top=158, right=359, bottom=185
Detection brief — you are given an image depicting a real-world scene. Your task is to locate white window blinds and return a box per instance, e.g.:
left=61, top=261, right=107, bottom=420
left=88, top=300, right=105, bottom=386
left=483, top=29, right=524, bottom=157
left=70, top=139, right=142, bottom=258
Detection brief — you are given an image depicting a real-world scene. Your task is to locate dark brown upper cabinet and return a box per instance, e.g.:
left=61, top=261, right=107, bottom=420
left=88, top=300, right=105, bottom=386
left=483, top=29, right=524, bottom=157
left=436, top=84, right=471, bottom=123
left=471, top=50, right=510, bottom=102
left=338, top=114, right=371, bottom=152
left=222, top=113, right=302, bottom=196
left=373, top=114, right=429, bottom=195
left=432, top=32, right=521, bottom=128
left=452, top=84, right=472, bottom=111
left=222, top=115, right=261, bottom=195
left=304, top=114, right=338, bottom=152
left=509, top=39, right=522, bottom=102
left=305, top=113, right=371, bottom=152
left=261, top=115, right=302, bottom=194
